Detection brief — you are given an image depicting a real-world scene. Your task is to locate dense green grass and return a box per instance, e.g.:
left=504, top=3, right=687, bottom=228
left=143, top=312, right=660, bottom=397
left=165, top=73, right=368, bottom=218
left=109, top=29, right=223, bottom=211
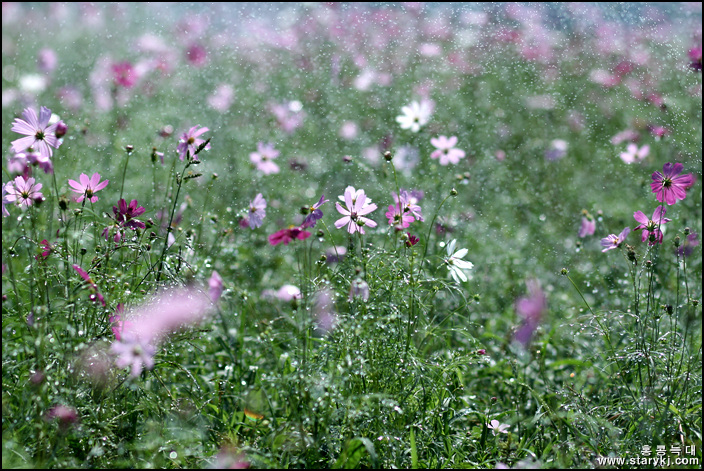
left=2, top=3, right=702, bottom=469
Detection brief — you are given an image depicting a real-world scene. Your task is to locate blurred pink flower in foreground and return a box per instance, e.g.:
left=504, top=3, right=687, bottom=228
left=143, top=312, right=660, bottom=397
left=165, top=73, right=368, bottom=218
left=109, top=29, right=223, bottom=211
left=209, top=271, right=224, bottom=304
left=110, top=286, right=213, bottom=377
left=514, top=279, right=547, bottom=348
left=619, top=143, right=649, bottom=164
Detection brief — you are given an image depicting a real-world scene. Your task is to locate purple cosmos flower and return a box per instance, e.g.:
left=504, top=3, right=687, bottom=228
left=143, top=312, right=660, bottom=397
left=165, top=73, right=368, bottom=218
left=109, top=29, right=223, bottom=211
left=334, top=186, right=377, bottom=235
left=393, top=189, right=424, bottom=222
left=633, top=206, right=671, bottom=245
left=578, top=212, right=596, bottom=238
left=249, top=142, right=280, bottom=175
left=302, top=194, right=329, bottom=228
left=5, top=176, right=44, bottom=208
left=177, top=126, right=210, bottom=161
left=600, top=227, right=631, bottom=252
left=514, top=279, right=547, bottom=347
left=619, top=143, right=649, bottom=164
left=396, top=100, right=433, bottom=132
left=385, top=203, right=415, bottom=230
left=102, top=199, right=146, bottom=243
left=68, top=172, right=109, bottom=203
left=247, top=193, right=267, bottom=229
left=269, top=225, right=311, bottom=246
left=10, top=106, right=64, bottom=160
left=430, top=136, right=466, bottom=166
left=650, top=163, right=695, bottom=205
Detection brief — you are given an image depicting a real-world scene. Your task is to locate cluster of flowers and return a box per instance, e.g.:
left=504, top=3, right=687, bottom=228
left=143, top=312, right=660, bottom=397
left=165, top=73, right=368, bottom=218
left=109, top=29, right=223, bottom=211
left=600, top=162, right=696, bottom=252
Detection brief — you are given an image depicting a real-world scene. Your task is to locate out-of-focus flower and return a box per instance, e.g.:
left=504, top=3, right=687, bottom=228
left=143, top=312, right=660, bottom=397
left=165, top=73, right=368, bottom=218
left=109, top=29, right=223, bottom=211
left=35, top=239, right=53, bottom=262
left=647, top=125, right=670, bottom=140
left=611, top=129, right=640, bottom=146
left=185, top=43, right=208, bottom=66
left=276, top=285, right=301, bottom=302
left=339, top=121, right=359, bottom=140
left=5, top=176, right=44, bottom=208
left=2, top=183, right=13, bottom=217
left=302, top=194, right=328, bottom=228
left=619, top=143, right=650, bottom=164
left=430, top=135, right=466, bottom=166
left=678, top=232, right=699, bottom=258
left=112, top=61, right=137, bottom=88
left=396, top=100, right=433, bottom=132
left=250, top=142, right=280, bottom=175
left=246, top=193, right=267, bottom=229
left=210, top=444, right=251, bottom=469
left=46, top=405, right=79, bottom=431
left=177, top=126, right=210, bottom=161
left=600, top=227, right=630, bottom=252
left=208, top=83, right=234, bottom=112
left=544, top=139, right=568, bottom=161
left=349, top=278, right=370, bottom=302
left=488, top=419, right=510, bottom=434
left=689, top=46, right=702, bottom=71
left=335, top=186, right=377, bottom=235
left=650, top=162, right=695, bottom=205
left=68, top=172, right=109, bottom=203
left=37, top=48, right=58, bottom=74
left=633, top=206, right=671, bottom=245
left=209, top=271, right=224, bottom=304
left=111, top=332, right=156, bottom=378
left=11, top=106, right=64, bottom=160
left=269, top=101, right=305, bottom=133
left=578, top=211, right=596, bottom=238
left=514, top=279, right=547, bottom=347
left=269, top=225, right=311, bottom=246
left=313, top=288, right=337, bottom=335
left=444, top=239, right=474, bottom=283
left=110, top=304, right=134, bottom=341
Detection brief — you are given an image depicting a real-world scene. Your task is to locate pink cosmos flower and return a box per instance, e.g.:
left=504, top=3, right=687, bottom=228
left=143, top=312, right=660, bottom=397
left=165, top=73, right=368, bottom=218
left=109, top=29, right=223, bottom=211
left=110, top=332, right=156, bottom=378
left=269, top=225, right=311, bottom=246
left=430, top=136, right=465, bottom=166
left=11, top=106, right=64, bottom=160
left=2, top=183, right=12, bottom=217
left=600, top=227, right=631, bottom=252
left=249, top=142, right=280, bottom=175
left=68, top=172, right=109, bottom=203
left=514, top=279, right=547, bottom=347
left=393, top=189, right=424, bottom=222
left=650, top=163, right=695, bottom=205
left=385, top=203, right=415, bottom=230
left=334, top=186, right=377, bottom=235
left=177, top=126, right=210, bottom=161
left=110, top=304, right=134, bottom=341
left=633, top=206, right=671, bottom=245
left=72, top=264, right=106, bottom=306
left=302, top=195, right=329, bottom=228
left=112, top=61, right=137, bottom=88
left=35, top=239, right=53, bottom=262
left=488, top=419, right=510, bottom=435
left=247, top=193, right=267, bottom=229
left=578, top=212, right=596, bottom=238
left=619, top=143, right=650, bottom=164
left=46, top=405, right=79, bottom=431
left=5, top=176, right=44, bottom=208
left=209, top=270, right=224, bottom=304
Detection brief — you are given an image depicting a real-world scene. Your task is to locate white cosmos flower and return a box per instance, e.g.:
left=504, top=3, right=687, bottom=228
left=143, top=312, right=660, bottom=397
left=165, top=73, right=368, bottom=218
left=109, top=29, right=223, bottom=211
left=396, top=100, right=433, bottom=133
left=444, top=239, right=474, bottom=283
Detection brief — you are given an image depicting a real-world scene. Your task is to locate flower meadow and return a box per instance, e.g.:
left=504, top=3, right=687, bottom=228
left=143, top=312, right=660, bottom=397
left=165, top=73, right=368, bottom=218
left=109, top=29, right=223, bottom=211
left=1, top=3, right=702, bottom=469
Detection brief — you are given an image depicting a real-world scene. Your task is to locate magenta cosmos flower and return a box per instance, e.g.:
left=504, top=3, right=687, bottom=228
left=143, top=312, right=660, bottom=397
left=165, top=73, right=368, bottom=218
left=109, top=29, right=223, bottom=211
left=633, top=206, right=671, bottom=245
left=385, top=203, right=415, bottom=230
left=600, top=227, right=631, bottom=252
left=11, top=106, right=65, bottom=160
left=335, top=186, right=377, bottom=235
left=102, top=198, right=146, bottom=243
left=5, top=176, right=44, bottom=208
left=177, top=126, right=210, bottom=161
left=650, top=163, right=695, bottom=205
left=68, top=172, right=109, bottom=203
left=430, top=136, right=466, bottom=166
left=72, top=264, right=106, bottom=306
left=249, top=142, right=280, bottom=175
left=269, top=225, right=311, bottom=246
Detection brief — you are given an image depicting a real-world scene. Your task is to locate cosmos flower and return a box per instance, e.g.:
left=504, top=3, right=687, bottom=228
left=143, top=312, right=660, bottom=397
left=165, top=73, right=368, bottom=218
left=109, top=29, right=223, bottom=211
left=334, top=186, right=377, bottom=234
left=2, top=183, right=12, bottom=217
left=247, top=193, right=267, bottom=229
left=578, top=211, right=595, bottom=238
left=249, top=142, right=280, bottom=175
left=385, top=203, right=415, bottom=230
left=633, top=206, right=671, bottom=245
left=678, top=232, right=699, bottom=258
left=72, top=264, right=106, bottom=306
left=619, top=143, right=649, bottom=164
left=396, top=100, right=433, bottom=132
left=302, top=194, right=328, bottom=228
left=514, top=279, right=547, bottom=347
left=110, top=332, right=156, bottom=378
left=10, top=106, right=65, bottom=160
left=488, top=419, right=510, bottom=435
left=5, top=176, right=44, bottom=208
left=177, top=126, right=210, bottom=161
left=393, top=189, right=424, bottom=222
left=600, top=227, right=631, bottom=252
left=68, top=172, right=109, bottom=203
left=209, top=271, right=224, bottom=304
left=102, top=198, right=146, bottom=243
left=444, top=239, right=474, bottom=283
left=650, top=163, right=695, bottom=205
left=112, top=61, right=137, bottom=88
left=430, top=136, right=466, bottom=166
left=269, top=226, right=311, bottom=245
